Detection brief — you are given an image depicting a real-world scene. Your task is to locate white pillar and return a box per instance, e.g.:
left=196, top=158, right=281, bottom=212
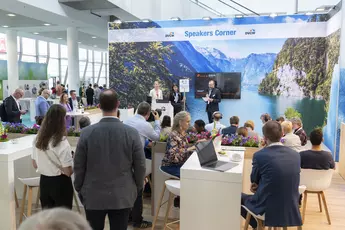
left=6, top=30, right=19, bottom=95
left=67, top=27, right=80, bottom=91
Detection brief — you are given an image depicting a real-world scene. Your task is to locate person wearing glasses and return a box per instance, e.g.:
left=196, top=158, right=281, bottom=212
left=1, top=88, right=26, bottom=123
left=35, top=89, right=51, bottom=125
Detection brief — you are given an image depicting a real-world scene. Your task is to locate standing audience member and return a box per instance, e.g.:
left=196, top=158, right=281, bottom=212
left=124, top=102, right=161, bottom=149
left=194, top=119, right=206, bottom=133
left=300, top=128, right=335, bottom=170
left=1, top=88, right=26, bottom=123
left=161, top=115, right=172, bottom=137
left=68, top=90, right=79, bottom=111
left=32, top=105, right=74, bottom=209
left=94, top=84, right=101, bottom=105
left=222, top=116, right=239, bottom=136
left=18, top=208, right=92, bottom=230
left=205, top=80, right=221, bottom=123
left=244, top=120, right=260, bottom=140
left=79, top=117, right=91, bottom=130
left=60, top=93, right=72, bottom=128
left=205, top=111, right=226, bottom=133
left=169, top=84, right=184, bottom=116
left=74, top=89, right=145, bottom=230
left=276, top=116, right=285, bottom=123
left=161, top=111, right=196, bottom=178
left=241, top=121, right=301, bottom=229
left=86, top=84, right=94, bottom=106
left=281, top=121, right=303, bottom=152
left=237, top=127, right=248, bottom=137
left=291, top=117, right=308, bottom=146
left=35, top=89, right=51, bottom=125
left=260, top=113, right=272, bottom=124
left=149, top=81, right=163, bottom=101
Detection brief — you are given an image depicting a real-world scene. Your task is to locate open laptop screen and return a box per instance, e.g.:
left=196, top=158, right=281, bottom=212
left=196, top=140, right=218, bottom=166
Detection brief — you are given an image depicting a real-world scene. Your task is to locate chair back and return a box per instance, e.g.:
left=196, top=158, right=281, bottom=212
left=300, top=169, right=333, bottom=192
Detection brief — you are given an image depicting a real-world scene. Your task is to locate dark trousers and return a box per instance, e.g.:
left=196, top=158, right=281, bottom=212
left=130, top=189, right=143, bottom=224
left=40, top=174, right=73, bottom=209
left=87, top=97, right=93, bottom=106
left=85, top=208, right=131, bottom=230
left=161, top=165, right=181, bottom=178
left=241, top=193, right=258, bottom=228
left=207, top=110, right=214, bottom=123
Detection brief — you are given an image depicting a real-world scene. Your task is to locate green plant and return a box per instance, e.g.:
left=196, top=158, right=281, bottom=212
left=284, top=107, right=302, bottom=119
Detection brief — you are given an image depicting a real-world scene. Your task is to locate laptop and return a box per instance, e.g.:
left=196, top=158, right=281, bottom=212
left=195, top=140, right=239, bottom=172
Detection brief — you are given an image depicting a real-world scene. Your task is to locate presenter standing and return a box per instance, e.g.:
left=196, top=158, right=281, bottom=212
left=205, top=80, right=221, bottom=123
left=169, top=84, right=184, bottom=116
left=149, top=81, right=163, bottom=101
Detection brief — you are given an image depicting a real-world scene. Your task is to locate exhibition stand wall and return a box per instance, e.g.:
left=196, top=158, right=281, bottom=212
left=108, top=10, right=344, bottom=161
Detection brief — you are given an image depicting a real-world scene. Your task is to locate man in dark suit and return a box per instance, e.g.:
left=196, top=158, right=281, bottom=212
left=86, top=84, right=94, bottom=106
left=74, top=89, right=146, bottom=230
left=1, top=89, right=26, bottom=123
left=222, top=116, right=239, bottom=136
left=68, top=90, right=80, bottom=111
left=241, top=121, right=302, bottom=228
left=206, top=80, right=221, bottom=123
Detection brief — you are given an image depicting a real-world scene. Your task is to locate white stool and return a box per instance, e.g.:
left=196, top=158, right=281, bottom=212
left=152, top=167, right=180, bottom=229
left=18, top=177, right=40, bottom=224
left=243, top=185, right=306, bottom=230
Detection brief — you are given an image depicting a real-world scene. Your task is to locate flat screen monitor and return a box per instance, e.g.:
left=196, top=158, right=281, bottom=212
left=195, top=72, right=241, bottom=99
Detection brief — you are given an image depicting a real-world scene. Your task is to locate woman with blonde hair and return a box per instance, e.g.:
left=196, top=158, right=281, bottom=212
left=244, top=120, right=260, bottom=140
left=161, top=111, right=196, bottom=178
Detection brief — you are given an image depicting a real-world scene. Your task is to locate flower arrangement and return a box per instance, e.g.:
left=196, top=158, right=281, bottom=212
left=187, top=131, right=212, bottom=143
left=0, top=123, right=8, bottom=142
left=160, top=133, right=169, bottom=142
left=3, top=123, right=81, bottom=137
left=67, top=127, right=81, bottom=137
left=84, top=105, right=98, bottom=110
left=221, top=135, right=259, bottom=148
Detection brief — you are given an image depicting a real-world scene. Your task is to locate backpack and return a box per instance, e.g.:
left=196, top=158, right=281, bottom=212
left=0, top=99, right=8, bottom=122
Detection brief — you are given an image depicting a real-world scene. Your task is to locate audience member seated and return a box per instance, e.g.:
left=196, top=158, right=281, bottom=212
left=124, top=102, right=161, bottom=149
left=79, top=116, right=91, bottom=129
left=281, top=121, right=303, bottom=152
left=18, top=208, right=92, bottom=230
left=194, top=119, right=206, bottom=133
left=244, top=120, right=260, bottom=140
left=237, top=127, right=248, bottom=137
left=241, top=121, right=302, bottom=229
left=68, top=90, right=79, bottom=111
left=276, top=116, right=285, bottom=123
left=291, top=117, right=307, bottom=146
left=60, top=93, right=72, bottom=128
left=161, top=111, right=196, bottom=178
left=260, top=113, right=272, bottom=124
left=35, top=89, right=50, bottom=125
left=205, top=111, right=226, bottom=133
left=160, top=115, right=172, bottom=137
left=300, top=128, right=335, bottom=170
left=222, top=116, right=239, bottom=136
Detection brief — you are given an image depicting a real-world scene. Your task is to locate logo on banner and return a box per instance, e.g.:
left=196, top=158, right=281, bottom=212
left=165, top=32, right=175, bottom=38
left=0, top=38, right=6, bottom=53
left=245, top=29, right=256, bottom=35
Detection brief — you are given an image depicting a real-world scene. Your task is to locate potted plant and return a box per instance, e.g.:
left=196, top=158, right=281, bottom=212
left=0, top=123, right=9, bottom=149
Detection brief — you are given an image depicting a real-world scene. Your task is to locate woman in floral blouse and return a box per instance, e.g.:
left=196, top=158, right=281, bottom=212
left=161, top=111, right=196, bottom=178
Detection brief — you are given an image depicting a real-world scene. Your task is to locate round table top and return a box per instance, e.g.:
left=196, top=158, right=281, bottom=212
left=67, top=111, right=90, bottom=116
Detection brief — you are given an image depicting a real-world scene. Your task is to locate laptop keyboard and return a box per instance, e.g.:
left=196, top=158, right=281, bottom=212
left=206, top=161, right=227, bottom=168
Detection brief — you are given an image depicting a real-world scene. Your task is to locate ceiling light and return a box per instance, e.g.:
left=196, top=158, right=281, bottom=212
left=202, top=16, right=212, bottom=20
left=142, top=19, right=151, bottom=23
left=92, top=36, right=97, bottom=39
left=235, top=15, right=244, bottom=18
left=305, top=12, right=313, bottom=15
left=93, top=45, right=97, bottom=48
left=114, top=20, right=122, bottom=24
left=43, top=23, right=51, bottom=26
left=170, top=17, right=181, bottom=21
left=269, top=13, right=278, bottom=17
left=78, top=42, right=82, bottom=44
left=33, top=32, right=39, bottom=35
left=2, top=25, right=9, bottom=28
left=316, top=8, right=325, bottom=12
left=7, top=14, right=16, bottom=17
left=57, top=38, right=63, bottom=40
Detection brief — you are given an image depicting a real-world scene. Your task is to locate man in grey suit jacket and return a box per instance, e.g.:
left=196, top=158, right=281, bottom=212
left=74, top=89, right=146, bottom=230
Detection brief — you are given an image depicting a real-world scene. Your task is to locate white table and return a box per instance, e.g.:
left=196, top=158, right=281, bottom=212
left=180, top=151, right=244, bottom=230
left=0, top=135, right=37, bottom=230
left=67, top=111, right=90, bottom=131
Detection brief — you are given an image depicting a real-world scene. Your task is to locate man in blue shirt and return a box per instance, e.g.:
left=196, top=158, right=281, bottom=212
left=35, top=89, right=50, bottom=125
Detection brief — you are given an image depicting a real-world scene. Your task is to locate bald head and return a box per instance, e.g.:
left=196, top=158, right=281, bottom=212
left=41, top=89, right=51, bottom=99
left=281, top=121, right=293, bottom=135
left=13, top=89, right=24, bottom=99
left=99, top=89, right=119, bottom=113
left=262, top=121, right=283, bottom=144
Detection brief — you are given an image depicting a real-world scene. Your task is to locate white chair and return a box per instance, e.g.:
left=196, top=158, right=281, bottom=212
left=243, top=185, right=306, bottom=230
left=152, top=167, right=179, bottom=229
left=145, top=159, right=152, bottom=189
left=300, top=169, right=333, bottom=225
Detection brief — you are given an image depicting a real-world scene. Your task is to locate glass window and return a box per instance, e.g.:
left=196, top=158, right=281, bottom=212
left=39, top=58, right=47, bottom=63
left=88, top=50, right=93, bottom=61
left=94, top=51, right=102, bottom=62
left=94, top=63, right=101, bottom=77
left=17, top=37, right=20, bottom=53
left=80, top=61, right=86, bottom=78
left=61, top=59, right=68, bottom=77
left=79, top=48, right=87, bottom=61
left=0, top=53, right=6, bottom=60
left=22, top=37, right=36, bottom=55
left=60, top=45, right=67, bottom=59
left=21, top=55, right=36, bottom=63
left=49, top=43, right=59, bottom=58
left=98, top=77, right=106, bottom=86
left=48, top=58, right=59, bottom=77
left=38, top=41, right=48, bottom=56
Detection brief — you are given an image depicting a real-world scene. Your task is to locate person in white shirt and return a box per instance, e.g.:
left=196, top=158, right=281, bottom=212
left=31, top=104, right=74, bottom=209
left=281, top=121, right=304, bottom=152
left=205, top=111, right=226, bottom=133
left=149, top=81, right=163, bottom=101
